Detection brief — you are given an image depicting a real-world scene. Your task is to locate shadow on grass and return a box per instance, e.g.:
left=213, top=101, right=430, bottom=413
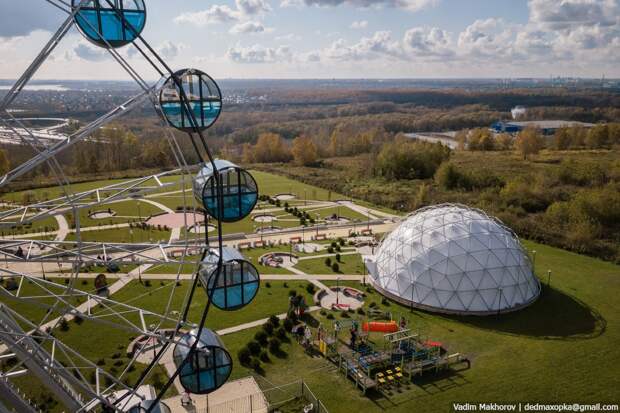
left=442, top=285, right=606, bottom=340
left=367, top=370, right=471, bottom=408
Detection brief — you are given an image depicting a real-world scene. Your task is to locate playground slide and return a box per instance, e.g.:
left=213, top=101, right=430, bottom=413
left=362, top=321, right=398, bottom=333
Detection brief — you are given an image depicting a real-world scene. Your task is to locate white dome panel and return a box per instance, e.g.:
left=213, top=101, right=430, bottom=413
left=366, top=204, right=541, bottom=315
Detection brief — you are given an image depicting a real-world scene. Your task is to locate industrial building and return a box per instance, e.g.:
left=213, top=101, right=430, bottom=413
left=491, top=120, right=595, bottom=135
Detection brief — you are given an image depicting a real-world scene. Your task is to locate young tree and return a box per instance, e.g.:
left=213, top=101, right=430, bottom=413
left=553, top=127, right=571, bottom=150
left=291, top=135, right=318, bottom=166
left=0, top=149, right=11, bottom=175
left=515, top=127, right=544, bottom=160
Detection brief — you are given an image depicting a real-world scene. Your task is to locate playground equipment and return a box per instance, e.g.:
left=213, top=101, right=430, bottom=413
left=198, top=247, right=260, bottom=311
left=362, top=321, right=398, bottom=333
left=160, top=68, right=222, bottom=132
left=192, top=160, right=259, bottom=222
left=173, top=329, right=233, bottom=394
left=315, top=317, right=470, bottom=394
left=72, top=0, right=147, bottom=48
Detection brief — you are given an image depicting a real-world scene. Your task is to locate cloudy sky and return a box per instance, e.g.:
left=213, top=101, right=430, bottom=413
left=0, top=0, right=618, bottom=80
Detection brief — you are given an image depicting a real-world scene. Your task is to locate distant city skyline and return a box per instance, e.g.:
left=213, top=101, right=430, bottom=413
left=0, top=0, right=618, bottom=80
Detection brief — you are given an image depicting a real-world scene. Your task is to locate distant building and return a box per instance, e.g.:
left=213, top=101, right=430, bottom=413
left=491, top=120, right=595, bottom=135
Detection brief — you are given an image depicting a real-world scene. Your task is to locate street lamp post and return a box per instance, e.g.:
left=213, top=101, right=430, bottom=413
left=336, top=277, right=341, bottom=306
left=547, top=270, right=551, bottom=286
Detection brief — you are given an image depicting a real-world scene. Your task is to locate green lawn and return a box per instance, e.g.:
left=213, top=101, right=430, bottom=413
left=65, top=227, right=171, bottom=243
left=220, top=239, right=620, bottom=412
left=66, top=200, right=165, bottom=228
left=101, top=279, right=315, bottom=331
left=295, top=253, right=365, bottom=275
left=0, top=215, right=59, bottom=236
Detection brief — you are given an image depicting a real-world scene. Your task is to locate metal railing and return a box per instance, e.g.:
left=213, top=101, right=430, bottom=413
left=196, top=379, right=329, bottom=413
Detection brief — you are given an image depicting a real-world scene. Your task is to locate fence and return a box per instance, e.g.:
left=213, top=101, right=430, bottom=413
left=198, top=379, right=328, bottom=413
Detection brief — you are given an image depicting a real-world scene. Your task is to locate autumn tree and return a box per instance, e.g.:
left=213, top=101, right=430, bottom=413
left=553, top=127, right=571, bottom=150
left=515, top=127, right=544, bottom=160
left=467, top=128, right=494, bottom=151
left=455, top=129, right=468, bottom=150
left=252, top=133, right=292, bottom=163
left=0, top=149, right=9, bottom=175
left=291, top=135, right=318, bottom=166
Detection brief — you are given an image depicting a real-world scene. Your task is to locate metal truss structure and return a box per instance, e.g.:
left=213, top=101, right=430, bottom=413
left=0, top=1, right=256, bottom=411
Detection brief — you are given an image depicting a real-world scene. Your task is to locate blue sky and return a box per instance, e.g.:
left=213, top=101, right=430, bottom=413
left=0, top=0, right=618, bottom=79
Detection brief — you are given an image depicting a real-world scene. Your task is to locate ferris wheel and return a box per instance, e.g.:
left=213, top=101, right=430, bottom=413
left=0, top=1, right=260, bottom=412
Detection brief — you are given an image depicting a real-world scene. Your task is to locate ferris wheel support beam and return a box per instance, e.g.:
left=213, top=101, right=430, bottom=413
left=0, top=1, right=89, bottom=113
left=0, top=166, right=189, bottom=226
left=0, top=378, right=39, bottom=413
left=0, top=239, right=207, bottom=265
left=0, top=87, right=154, bottom=190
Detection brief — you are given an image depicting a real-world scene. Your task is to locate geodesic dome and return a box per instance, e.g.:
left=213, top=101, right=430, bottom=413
left=365, top=204, right=540, bottom=315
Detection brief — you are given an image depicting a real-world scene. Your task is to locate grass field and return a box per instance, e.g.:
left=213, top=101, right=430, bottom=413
left=65, top=227, right=171, bottom=243
left=296, top=253, right=366, bottom=275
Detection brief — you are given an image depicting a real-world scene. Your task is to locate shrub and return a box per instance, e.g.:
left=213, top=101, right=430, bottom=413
left=338, top=238, right=345, bottom=246
left=238, top=347, right=252, bottom=365
left=335, top=253, right=341, bottom=262
left=248, top=340, right=262, bottom=356
left=255, top=330, right=269, bottom=346
left=327, top=246, right=334, bottom=254
left=145, top=280, right=152, bottom=287
left=288, top=290, right=297, bottom=298
left=268, top=338, right=281, bottom=353
left=283, top=282, right=289, bottom=288
left=276, top=327, right=288, bottom=340
left=283, top=318, right=294, bottom=332
left=331, top=241, right=337, bottom=248
left=335, top=245, right=341, bottom=252
left=263, top=322, right=274, bottom=335
left=331, top=262, right=340, bottom=272
left=320, top=309, right=327, bottom=316
left=340, top=311, right=350, bottom=318
left=306, top=283, right=316, bottom=294
left=74, top=315, right=84, bottom=325
left=269, top=315, right=281, bottom=327
left=325, top=257, right=332, bottom=266
left=381, top=297, right=390, bottom=306
left=326, top=313, right=335, bottom=320
left=265, top=282, right=271, bottom=288
left=369, top=302, right=377, bottom=308
left=59, top=318, right=69, bottom=331
left=249, top=358, right=261, bottom=371
left=260, top=351, right=270, bottom=362
left=96, top=358, right=106, bottom=366
left=357, top=308, right=366, bottom=315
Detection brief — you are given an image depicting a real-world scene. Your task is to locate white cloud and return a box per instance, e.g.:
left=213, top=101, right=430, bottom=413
left=529, top=0, right=619, bottom=30
left=157, top=41, right=187, bottom=59
left=230, top=21, right=268, bottom=34
left=323, top=31, right=403, bottom=60
left=70, top=41, right=109, bottom=62
left=174, top=6, right=240, bottom=26
left=350, top=20, right=369, bottom=29
left=404, top=27, right=453, bottom=57
left=275, top=33, right=303, bottom=41
left=174, top=0, right=271, bottom=27
left=227, top=44, right=293, bottom=63
left=236, top=0, right=272, bottom=15
left=281, top=0, right=437, bottom=12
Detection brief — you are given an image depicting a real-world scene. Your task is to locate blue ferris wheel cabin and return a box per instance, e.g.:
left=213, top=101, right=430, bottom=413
left=160, top=69, right=223, bottom=132
left=193, top=160, right=259, bottom=223
left=173, top=329, right=233, bottom=394
left=198, top=247, right=261, bottom=311
left=72, top=0, right=147, bottom=48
